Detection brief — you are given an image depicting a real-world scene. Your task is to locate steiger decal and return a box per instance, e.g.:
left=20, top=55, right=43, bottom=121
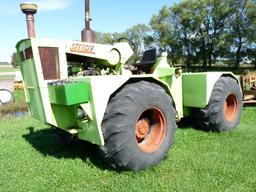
left=70, top=43, right=95, bottom=54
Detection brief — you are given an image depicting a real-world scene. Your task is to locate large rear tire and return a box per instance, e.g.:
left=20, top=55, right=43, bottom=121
left=196, top=76, right=243, bottom=131
left=99, top=81, right=177, bottom=171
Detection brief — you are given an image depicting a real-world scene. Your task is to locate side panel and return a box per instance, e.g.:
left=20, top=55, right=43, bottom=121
left=182, top=72, right=238, bottom=108
left=17, top=40, right=46, bottom=121
left=182, top=73, right=207, bottom=108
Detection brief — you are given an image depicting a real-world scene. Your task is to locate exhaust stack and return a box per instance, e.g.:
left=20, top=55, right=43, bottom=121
left=20, top=3, right=38, bottom=38
left=81, top=0, right=95, bottom=42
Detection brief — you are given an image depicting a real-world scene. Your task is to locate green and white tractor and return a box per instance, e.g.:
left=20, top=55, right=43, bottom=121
left=16, top=2, right=243, bottom=171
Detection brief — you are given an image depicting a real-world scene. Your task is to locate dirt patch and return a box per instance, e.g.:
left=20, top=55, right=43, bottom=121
left=0, top=102, right=28, bottom=118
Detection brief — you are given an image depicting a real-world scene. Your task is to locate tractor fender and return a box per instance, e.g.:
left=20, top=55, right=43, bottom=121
left=110, top=77, right=174, bottom=101
left=86, top=75, right=174, bottom=146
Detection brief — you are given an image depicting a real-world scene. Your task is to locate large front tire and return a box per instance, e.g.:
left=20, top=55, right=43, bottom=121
left=196, top=76, right=243, bottom=131
left=99, top=81, right=177, bottom=171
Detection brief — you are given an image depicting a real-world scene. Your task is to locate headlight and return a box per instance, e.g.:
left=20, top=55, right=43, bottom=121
left=77, top=107, right=88, bottom=120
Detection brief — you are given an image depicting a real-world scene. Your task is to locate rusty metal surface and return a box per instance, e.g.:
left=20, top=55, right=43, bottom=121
left=81, top=29, right=95, bottom=43
left=20, top=3, right=37, bottom=38
left=85, top=0, right=90, bottom=29
left=39, top=47, right=60, bottom=80
left=81, top=0, right=95, bottom=42
left=26, top=14, right=36, bottom=38
left=240, top=74, right=256, bottom=103
left=240, top=75, right=256, bottom=92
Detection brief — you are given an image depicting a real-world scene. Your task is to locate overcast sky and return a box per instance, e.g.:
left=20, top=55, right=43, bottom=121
left=0, top=0, right=179, bottom=62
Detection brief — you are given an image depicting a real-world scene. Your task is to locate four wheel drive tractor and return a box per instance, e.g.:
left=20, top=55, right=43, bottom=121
left=16, top=3, right=243, bottom=171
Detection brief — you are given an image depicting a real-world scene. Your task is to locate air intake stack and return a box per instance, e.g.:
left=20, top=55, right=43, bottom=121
left=20, top=3, right=38, bottom=38
left=81, top=0, right=95, bottom=42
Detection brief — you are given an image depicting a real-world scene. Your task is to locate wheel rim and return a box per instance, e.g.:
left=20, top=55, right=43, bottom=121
left=135, top=107, right=167, bottom=153
left=224, top=93, right=238, bottom=122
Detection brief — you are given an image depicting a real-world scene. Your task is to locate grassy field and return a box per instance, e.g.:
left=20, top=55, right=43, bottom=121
left=0, top=76, right=14, bottom=80
left=0, top=66, right=19, bottom=79
left=0, top=101, right=256, bottom=191
left=0, top=68, right=18, bottom=73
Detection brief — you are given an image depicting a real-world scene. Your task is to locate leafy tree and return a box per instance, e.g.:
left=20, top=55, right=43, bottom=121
left=11, top=52, right=19, bottom=68
left=95, top=24, right=150, bottom=57
left=125, top=24, right=150, bottom=54
left=149, top=0, right=256, bottom=68
left=95, top=32, right=113, bottom=44
left=227, top=0, right=256, bottom=67
left=149, top=5, right=172, bottom=48
left=171, top=0, right=199, bottom=66
left=96, top=0, right=256, bottom=68
left=149, top=6, right=179, bottom=64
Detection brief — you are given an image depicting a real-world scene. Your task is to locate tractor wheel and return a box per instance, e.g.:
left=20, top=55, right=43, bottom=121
left=196, top=76, right=243, bottom=132
left=99, top=81, right=177, bottom=171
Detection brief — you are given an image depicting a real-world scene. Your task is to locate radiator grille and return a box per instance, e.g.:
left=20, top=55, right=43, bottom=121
left=39, top=47, right=60, bottom=80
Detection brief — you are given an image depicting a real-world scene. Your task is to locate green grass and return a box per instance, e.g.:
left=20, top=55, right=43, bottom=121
left=0, top=67, right=19, bottom=73
left=0, top=67, right=19, bottom=79
left=0, top=107, right=256, bottom=192
left=13, top=89, right=26, bottom=103
left=0, top=76, right=14, bottom=80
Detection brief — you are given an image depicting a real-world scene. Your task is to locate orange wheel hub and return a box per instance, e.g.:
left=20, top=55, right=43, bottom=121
left=135, top=107, right=167, bottom=153
left=135, top=118, right=150, bottom=141
left=224, top=93, right=238, bottom=122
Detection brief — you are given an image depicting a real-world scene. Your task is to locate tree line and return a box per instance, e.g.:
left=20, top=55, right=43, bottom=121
left=12, top=0, right=255, bottom=69
left=96, top=0, right=256, bottom=68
